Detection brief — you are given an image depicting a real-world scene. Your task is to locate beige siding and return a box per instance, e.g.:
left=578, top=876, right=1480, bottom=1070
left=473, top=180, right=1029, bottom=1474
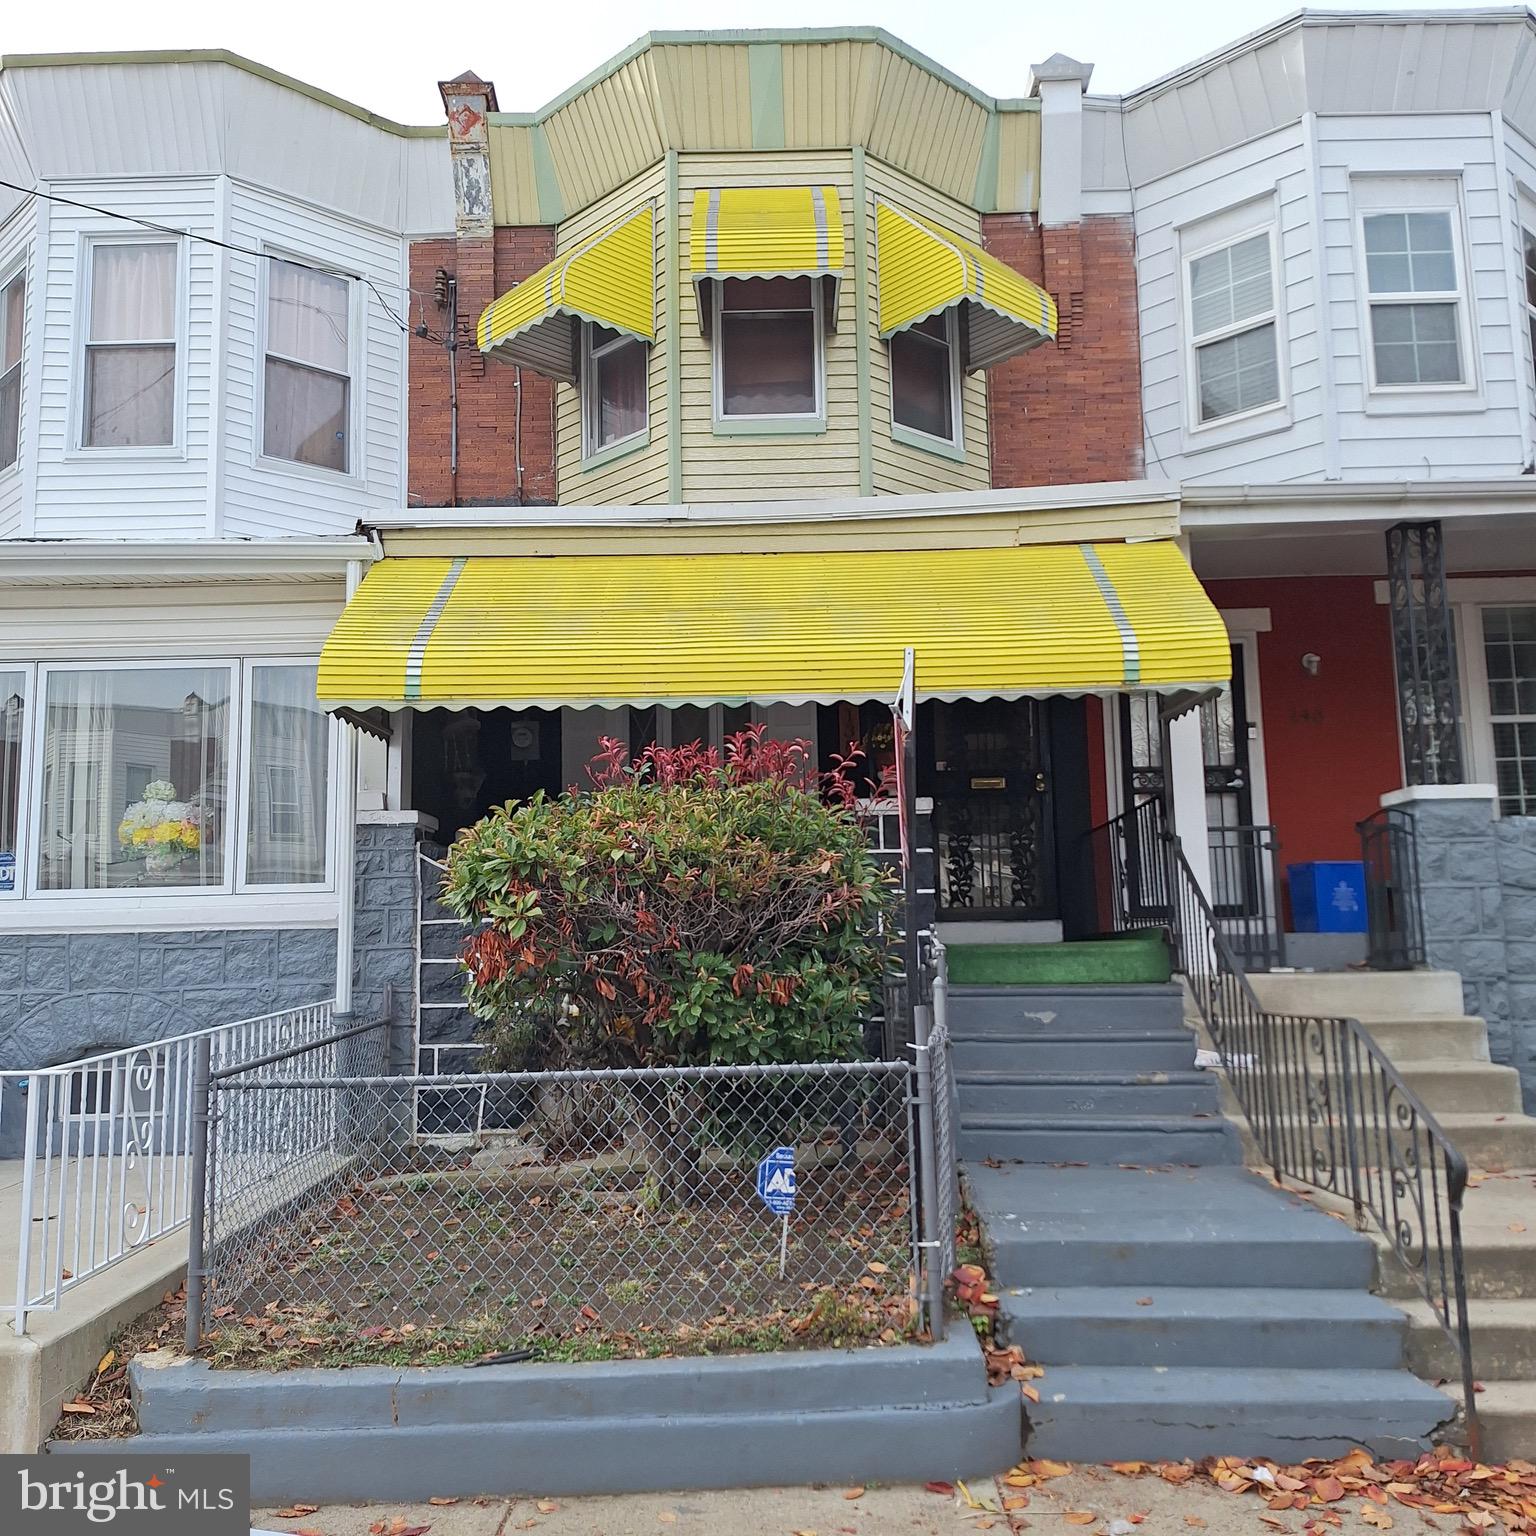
left=995, top=110, right=1041, bottom=213
left=865, top=159, right=991, bottom=496
left=677, top=150, right=862, bottom=503
left=488, top=125, right=542, bottom=226
left=780, top=41, right=886, bottom=149
left=543, top=54, right=666, bottom=213
left=652, top=45, right=754, bottom=150
left=866, top=54, right=990, bottom=207
left=554, top=163, right=672, bottom=506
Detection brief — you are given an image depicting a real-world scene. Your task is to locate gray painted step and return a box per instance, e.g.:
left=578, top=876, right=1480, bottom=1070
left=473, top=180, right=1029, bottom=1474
left=959, top=1113, right=1241, bottom=1167
left=1001, top=1286, right=1407, bottom=1369
left=967, top=1163, right=1377, bottom=1290
left=955, top=1070, right=1218, bottom=1117
left=952, top=1034, right=1199, bottom=1075
left=948, top=984, right=1186, bottom=1035
left=1023, top=1365, right=1453, bottom=1461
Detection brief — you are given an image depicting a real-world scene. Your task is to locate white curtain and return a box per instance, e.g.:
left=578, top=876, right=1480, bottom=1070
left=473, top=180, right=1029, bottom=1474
left=85, top=243, right=176, bottom=447
left=267, top=261, right=348, bottom=372
left=264, top=261, right=350, bottom=471
left=246, top=665, right=329, bottom=885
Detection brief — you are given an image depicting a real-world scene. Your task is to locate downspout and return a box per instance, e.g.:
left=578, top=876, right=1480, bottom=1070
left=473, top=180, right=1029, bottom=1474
left=334, top=558, right=364, bottom=1016
left=447, top=275, right=460, bottom=507
left=514, top=365, right=525, bottom=504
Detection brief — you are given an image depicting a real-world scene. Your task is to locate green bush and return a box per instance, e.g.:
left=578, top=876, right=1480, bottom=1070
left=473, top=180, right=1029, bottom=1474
left=441, top=728, right=896, bottom=1074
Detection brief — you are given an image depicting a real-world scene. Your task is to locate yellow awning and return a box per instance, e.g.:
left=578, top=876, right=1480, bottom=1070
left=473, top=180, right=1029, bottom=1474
left=689, top=186, right=844, bottom=293
left=477, top=207, right=654, bottom=381
left=876, top=202, right=1057, bottom=369
left=318, top=541, right=1229, bottom=712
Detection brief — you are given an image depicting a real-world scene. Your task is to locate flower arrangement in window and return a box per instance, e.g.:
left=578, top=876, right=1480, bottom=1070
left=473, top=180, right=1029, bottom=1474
left=119, top=781, right=203, bottom=876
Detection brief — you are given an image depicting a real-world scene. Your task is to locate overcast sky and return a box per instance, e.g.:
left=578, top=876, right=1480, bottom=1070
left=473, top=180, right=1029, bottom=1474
left=1, top=0, right=1513, bottom=122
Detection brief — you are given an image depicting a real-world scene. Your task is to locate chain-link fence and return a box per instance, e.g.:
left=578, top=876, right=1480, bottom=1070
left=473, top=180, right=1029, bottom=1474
left=187, top=1034, right=940, bottom=1359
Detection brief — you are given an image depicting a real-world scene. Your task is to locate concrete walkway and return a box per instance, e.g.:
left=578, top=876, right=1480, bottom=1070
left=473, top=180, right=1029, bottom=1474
left=0, top=1156, right=188, bottom=1453
left=254, top=1474, right=1454, bottom=1536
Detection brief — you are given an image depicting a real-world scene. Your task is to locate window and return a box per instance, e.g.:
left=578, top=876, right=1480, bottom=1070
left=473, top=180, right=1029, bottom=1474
left=1361, top=208, right=1464, bottom=387
left=243, top=663, right=330, bottom=886
left=628, top=704, right=752, bottom=755
left=263, top=259, right=351, bottom=472
left=581, top=322, right=647, bottom=456
left=1523, top=226, right=1536, bottom=389
left=713, top=277, right=821, bottom=420
left=890, top=310, right=959, bottom=445
left=36, top=665, right=231, bottom=891
left=83, top=242, right=178, bottom=448
left=1, top=268, right=22, bottom=470
left=1186, top=230, right=1280, bottom=425
left=1483, top=605, right=1536, bottom=816
left=0, top=670, right=24, bottom=895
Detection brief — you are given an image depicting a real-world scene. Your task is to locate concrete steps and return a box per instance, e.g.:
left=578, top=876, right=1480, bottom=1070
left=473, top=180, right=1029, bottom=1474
left=954, top=1070, right=1217, bottom=1117
left=969, top=1162, right=1452, bottom=1459
left=959, top=1112, right=1239, bottom=1166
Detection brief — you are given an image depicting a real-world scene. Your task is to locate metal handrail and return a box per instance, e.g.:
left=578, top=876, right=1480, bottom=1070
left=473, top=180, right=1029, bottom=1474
left=1358, top=807, right=1428, bottom=971
left=1155, top=829, right=1477, bottom=1452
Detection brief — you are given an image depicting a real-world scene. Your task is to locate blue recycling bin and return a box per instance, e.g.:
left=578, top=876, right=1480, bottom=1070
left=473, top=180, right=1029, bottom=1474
left=1287, top=860, right=1368, bottom=934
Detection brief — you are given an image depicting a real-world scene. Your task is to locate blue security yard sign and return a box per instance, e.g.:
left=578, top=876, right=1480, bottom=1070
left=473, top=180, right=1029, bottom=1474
left=756, top=1146, right=797, bottom=1215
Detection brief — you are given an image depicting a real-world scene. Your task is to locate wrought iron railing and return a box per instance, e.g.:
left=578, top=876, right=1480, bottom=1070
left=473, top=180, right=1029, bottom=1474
left=1209, top=822, right=1286, bottom=972
left=1358, top=807, right=1427, bottom=971
left=1155, top=831, right=1477, bottom=1450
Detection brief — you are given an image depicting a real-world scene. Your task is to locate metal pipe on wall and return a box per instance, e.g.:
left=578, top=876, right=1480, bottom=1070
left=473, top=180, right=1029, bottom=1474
left=333, top=559, right=363, bottom=1014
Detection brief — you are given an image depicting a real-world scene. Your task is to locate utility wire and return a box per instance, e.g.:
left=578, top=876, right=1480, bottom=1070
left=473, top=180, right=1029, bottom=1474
left=0, top=176, right=453, bottom=344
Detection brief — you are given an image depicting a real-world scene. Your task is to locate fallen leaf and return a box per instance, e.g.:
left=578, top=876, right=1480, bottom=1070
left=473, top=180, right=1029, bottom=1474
left=59, top=1401, right=96, bottom=1415
left=843, top=1488, right=864, bottom=1501
left=95, top=1349, right=116, bottom=1375
left=428, top=1498, right=459, bottom=1507
left=1360, top=1506, right=1393, bottom=1529
left=1109, top=1463, right=1147, bottom=1475
left=1183, top=1519, right=1206, bottom=1529
left=537, top=1501, right=559, bottom=1514
left=1031, top=1460, right=1074, bottom=1479
left=1511, top=1221, right=1528, bottom=1234
left=1003, top=1495, right=1030, bottom=1511
left=924, top=1482, right=955, bottom=1496
left=1022, top=1385, right=1040, bottom=1403
left=1063, top=1513, right=1096, bottom=1526
left=1313, top=1477, right=1346, bottom=1503
left=657, top=1516, right=678, bottom=1526
left=1135, top=1296, right=1154, bottom=1307
left=1259, top=1519, right=1287, bottom=1532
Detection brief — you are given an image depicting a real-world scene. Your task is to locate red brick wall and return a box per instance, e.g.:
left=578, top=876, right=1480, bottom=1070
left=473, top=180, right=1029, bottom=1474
left=982, top=214, right=1144, bottom=488
left=408, top=228, right=559, bottom=507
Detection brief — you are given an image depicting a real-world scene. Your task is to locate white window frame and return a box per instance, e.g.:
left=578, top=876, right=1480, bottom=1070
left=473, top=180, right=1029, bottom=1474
left=234, top=658, right=338, bottom=895
left=710, top=277, right=825, bottom=426
left=1353, top=179, right=1476, bottom=398
left=73, top=233, right=186, bottom=457
left=888, top=308, right=963, bottom=454
left=1182, top=221, right=1285, bottom=434
left=255, top=248, right=361, bottom=482
left=1520, top=197, right=1536, bottom=403
left=0, top=260, right=25, bottom=475
left=0, top=660, right=36, bottom=901
left=580, top=320, right=649, bottom=461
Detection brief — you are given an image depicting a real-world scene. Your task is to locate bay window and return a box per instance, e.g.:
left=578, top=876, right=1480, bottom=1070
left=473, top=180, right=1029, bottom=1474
left=83, top=241, right=178, bottom=448
left=0, top=657, right=334, bottom=901
left=890, top=310, right=960, bottom=446
left=263, top=259, right=352, bottom=473
left=1186, top=228, right=1280, bottom=425
left=1, top=267, right=22, bottom=470
left=1357, top=190, right=1468, bottom=389
left=581, top=321, right=647, bottom=457
left=713, top=276, right=822, bottom=421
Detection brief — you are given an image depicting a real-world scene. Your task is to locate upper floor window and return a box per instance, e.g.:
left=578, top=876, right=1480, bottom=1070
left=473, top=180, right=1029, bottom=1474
left=1359, top=204, right=1466, bottom=388
left=83, top=241, right=177, bottom=448
left=264, top=259, right=351, bottom=473
left=582, top=321, right=647, bottom=457
left=891, top=310, right=960, bottom=447
left=1, top=268, right=22, bottom=470
left=713, top=277, right=822, bottom=422
left=1186, top=230, right=1280, bottom=425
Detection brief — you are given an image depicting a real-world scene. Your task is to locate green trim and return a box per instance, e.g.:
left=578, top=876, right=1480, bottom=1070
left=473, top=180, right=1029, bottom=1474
left=891, top=420, right=968, bottom=463
left=711, top=415, right=827, bottom=437
left=0, top=49, right=443, bottom=136
left=852, top=145, right=873, bottom=497
left=578, top=429, right=653, bottom=475
left=748, top=43, right=786, bottom=150
left=664, top=151, right=683, bottom=503
left=973, top=111, right=1001, bottom=213
left=529, top=125, right=565, bottom=224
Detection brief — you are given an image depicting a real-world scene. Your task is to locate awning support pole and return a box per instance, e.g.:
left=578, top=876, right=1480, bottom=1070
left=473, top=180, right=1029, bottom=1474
left=1164, top=706, right=1213, bottom=900
left=334, top=559, right=363, bottom=1015
left=896, top=648, right=920, bottom=1038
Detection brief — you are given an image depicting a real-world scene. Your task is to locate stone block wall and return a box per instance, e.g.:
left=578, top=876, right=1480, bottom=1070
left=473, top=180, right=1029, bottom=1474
left=1401, top=791, right=1536, bottom=1102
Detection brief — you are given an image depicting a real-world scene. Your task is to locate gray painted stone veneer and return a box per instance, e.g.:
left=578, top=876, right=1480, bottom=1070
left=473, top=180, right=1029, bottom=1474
left=0, top=818, right=426, bottom=1109
left=1394, top=789, right=1536, bottom=1105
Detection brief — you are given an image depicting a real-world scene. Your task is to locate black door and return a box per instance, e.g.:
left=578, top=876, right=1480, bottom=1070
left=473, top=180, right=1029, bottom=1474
left=919, top=699, right=1054, bottom=921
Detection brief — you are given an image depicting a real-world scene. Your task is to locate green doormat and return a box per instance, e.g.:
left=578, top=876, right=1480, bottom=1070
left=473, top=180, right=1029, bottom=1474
left=946, top=933, right=1171, bottom=986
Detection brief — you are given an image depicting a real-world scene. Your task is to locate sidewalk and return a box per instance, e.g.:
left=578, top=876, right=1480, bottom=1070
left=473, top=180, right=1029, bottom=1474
left=256, top=1470, right=1456, bottom=1536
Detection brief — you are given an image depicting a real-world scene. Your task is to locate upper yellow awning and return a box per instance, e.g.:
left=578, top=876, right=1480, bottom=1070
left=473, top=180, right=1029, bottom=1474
left=876, top=202, right=1056, bottom=369
left=689, top=186, right=844, bottom=290
left=318, top=541, right=1228, bottom=712
left=477, top=207, right=654, bottom=381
